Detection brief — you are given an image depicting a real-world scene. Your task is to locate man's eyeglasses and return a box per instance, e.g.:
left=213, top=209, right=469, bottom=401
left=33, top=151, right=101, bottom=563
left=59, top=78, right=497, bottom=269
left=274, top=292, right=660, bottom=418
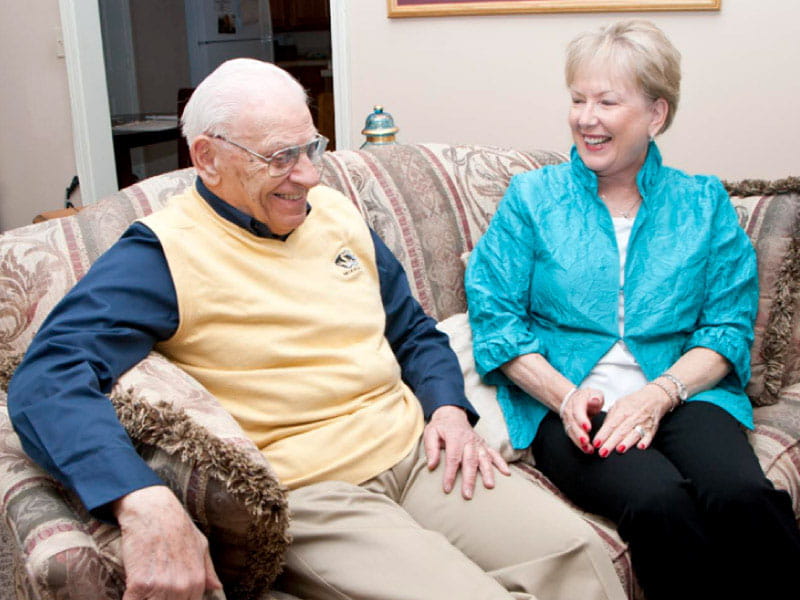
left=209, top=133, right=328, bottom=177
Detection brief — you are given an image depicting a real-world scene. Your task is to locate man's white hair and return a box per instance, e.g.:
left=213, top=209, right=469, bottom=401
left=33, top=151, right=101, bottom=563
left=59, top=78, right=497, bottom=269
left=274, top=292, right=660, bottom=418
left=181, top=58, right=308, bottom=144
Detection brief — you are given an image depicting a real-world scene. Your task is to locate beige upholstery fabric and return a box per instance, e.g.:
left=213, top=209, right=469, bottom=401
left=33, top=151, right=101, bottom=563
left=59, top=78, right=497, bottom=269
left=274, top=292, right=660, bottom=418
left=319, top=143, right=567, bottom=321
left=0, top=350, right=289, bottom=600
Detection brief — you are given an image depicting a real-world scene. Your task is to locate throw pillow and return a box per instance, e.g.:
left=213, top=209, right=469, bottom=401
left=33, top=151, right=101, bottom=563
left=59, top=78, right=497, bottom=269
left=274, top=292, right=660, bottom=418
left=725, top=178, right=800, bottom=406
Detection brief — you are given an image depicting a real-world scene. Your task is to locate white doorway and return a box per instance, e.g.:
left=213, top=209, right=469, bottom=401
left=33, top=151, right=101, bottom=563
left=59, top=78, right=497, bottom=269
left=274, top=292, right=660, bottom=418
left=59, top=0, right=351, bottom=204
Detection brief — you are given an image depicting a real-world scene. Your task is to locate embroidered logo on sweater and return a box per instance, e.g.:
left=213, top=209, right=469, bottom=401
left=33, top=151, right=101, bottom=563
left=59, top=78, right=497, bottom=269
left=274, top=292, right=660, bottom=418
left=334, top=248, right=362, bottom=277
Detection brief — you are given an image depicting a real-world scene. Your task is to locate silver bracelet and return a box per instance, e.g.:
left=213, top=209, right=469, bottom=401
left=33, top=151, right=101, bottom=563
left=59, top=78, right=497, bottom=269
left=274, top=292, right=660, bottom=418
left=661, top=372, right=688, bottom=404
left=559, top=386, right=578, bottom=419
left=648, top=380, right=678, bottom=411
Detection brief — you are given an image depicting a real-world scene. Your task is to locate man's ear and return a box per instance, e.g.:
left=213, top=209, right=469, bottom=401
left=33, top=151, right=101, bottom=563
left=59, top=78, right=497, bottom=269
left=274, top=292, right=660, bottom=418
left=190, top=136, right=222, bottom=186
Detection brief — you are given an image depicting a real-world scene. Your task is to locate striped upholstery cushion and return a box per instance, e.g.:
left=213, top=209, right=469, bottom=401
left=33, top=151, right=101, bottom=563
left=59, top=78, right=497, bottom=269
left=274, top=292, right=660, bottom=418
left=320, top=143, right=568, bottom=321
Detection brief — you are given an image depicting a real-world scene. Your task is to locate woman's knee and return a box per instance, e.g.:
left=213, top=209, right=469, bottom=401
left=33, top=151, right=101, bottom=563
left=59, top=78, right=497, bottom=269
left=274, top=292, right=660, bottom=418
left=696, top=472, right=778, bottom=516
left=616, top=476, right=697, bottom=535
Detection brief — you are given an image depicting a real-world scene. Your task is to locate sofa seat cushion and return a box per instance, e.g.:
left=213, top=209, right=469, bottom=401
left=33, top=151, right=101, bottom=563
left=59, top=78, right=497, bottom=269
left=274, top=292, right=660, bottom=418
left=750, top=382, right=800, bottom=519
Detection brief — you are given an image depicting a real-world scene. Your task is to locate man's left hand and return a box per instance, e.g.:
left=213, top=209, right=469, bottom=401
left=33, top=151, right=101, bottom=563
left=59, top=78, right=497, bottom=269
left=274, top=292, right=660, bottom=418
left=423, top=405, right=510, bottom=500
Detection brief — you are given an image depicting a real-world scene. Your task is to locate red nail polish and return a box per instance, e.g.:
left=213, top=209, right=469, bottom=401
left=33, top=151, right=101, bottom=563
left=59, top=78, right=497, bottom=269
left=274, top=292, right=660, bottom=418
left=638, top=443, right=646, bottom=450
left=593, top=439, right=602, bottom=448
left=600, top=448, right=609, bottom=458
left=580, top=436, right=588, bottom=445
left=617, top=445, right=626, bottom=453
left=582, top=422, right=591, bottom=432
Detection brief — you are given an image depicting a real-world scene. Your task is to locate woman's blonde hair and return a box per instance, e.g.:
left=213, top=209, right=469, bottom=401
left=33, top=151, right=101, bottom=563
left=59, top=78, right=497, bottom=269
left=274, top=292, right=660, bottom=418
left=565, top=20, right=681, bottom=134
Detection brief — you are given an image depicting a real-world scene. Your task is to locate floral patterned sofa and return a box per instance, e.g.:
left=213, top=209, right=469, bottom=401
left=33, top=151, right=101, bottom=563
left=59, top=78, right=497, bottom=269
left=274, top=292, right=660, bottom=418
left=0, top=143, right=798, bottom=600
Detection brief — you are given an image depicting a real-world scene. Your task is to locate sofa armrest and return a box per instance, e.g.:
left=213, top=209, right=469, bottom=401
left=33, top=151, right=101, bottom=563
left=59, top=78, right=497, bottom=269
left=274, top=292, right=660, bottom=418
left=0, top=352, right=290, bottom=600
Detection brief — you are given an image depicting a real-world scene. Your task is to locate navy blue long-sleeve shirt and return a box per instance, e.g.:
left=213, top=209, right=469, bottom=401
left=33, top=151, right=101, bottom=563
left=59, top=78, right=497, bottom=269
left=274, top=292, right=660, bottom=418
left=8, top=179, right=474, bottom=518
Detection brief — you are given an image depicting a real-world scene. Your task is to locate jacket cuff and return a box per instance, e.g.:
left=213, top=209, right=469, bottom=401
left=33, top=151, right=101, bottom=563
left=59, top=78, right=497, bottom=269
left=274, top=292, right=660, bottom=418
left=684, top=327, right=752, bottom=388
left=474, top=335, right=543, bottom=385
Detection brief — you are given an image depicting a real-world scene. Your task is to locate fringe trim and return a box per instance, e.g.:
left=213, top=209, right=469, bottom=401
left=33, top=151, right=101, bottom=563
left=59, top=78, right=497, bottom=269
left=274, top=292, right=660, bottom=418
left=0, top=353, right=290, bottom=600
left=757, top=231, right=800, bottom=405
left=723, top=176, right=800, bottom=197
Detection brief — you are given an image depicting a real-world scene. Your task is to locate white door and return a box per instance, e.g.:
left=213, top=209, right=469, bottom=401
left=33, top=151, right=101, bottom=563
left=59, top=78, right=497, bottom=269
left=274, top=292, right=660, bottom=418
left=184, top=0, right=274, bottom=87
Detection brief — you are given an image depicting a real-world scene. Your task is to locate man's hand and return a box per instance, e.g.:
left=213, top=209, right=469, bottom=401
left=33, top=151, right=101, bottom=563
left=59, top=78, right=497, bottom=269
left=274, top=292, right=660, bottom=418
left=423, top=405, right=510, bottom=500
left=114, top=486, right=222, bottom=600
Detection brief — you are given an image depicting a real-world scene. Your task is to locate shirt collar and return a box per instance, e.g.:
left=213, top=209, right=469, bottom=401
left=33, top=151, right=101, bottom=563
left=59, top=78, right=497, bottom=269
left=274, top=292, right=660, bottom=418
left=195, top=177, right=310, bottom=241
left=569, top=140, right=663, bottom=200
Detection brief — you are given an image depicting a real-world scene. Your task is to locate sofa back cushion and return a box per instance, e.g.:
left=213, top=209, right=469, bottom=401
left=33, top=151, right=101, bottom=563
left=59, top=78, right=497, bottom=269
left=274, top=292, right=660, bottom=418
left=320, top=143, right=568, bottom=321
left=1, top=169, right=196, bottom=356
left=3, top=149, right=797, bottom=411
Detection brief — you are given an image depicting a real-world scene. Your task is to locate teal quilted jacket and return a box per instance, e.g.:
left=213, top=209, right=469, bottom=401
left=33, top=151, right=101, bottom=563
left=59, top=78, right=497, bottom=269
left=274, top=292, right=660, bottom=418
left=465, top=143, right=758, bottom=449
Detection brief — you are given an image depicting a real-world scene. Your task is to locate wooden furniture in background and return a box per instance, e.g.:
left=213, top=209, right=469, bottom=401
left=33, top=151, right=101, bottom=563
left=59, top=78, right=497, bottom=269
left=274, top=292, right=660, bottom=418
left=111, top=114, right=181, bottom=188
left=270, top=0, right=330, bottom=32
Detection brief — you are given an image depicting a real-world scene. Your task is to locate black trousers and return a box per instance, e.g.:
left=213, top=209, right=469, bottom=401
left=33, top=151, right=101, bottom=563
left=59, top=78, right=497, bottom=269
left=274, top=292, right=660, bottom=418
left=532, top=401, right=800, bottom=600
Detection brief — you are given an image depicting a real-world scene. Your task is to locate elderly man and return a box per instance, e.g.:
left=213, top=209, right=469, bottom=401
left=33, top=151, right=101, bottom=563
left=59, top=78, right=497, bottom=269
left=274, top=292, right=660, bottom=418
left=8, top=59, right=625, bottom=600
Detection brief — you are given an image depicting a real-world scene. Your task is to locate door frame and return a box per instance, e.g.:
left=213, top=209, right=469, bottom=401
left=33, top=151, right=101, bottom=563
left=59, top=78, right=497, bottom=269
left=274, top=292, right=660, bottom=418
left=61, top=0, right=351, bottom=204
left=59, top=0, right=119, bottom=203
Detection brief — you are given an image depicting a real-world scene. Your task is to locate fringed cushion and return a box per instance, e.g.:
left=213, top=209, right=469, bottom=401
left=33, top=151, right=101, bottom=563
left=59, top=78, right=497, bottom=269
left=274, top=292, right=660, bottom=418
left=725, top=177, right=800, bottom=405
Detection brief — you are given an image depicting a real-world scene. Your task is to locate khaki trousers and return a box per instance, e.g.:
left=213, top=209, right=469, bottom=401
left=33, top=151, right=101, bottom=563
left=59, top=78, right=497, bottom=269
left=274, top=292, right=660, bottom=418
left=274, top=439, right=626, bottom=600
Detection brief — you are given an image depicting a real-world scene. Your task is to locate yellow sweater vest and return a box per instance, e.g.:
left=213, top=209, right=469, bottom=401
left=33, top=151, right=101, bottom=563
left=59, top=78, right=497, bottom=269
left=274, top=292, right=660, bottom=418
left=140, top=186, right=424, bottom=488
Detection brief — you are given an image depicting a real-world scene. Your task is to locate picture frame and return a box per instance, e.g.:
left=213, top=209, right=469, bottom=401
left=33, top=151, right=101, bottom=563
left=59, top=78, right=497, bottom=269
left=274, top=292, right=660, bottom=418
left=387, top=0, right=721, bottom=18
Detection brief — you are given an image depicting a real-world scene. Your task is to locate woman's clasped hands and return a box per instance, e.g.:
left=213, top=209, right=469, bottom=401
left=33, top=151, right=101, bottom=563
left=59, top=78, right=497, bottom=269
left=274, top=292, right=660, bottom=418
left=559, top=385, right=674, bottom=457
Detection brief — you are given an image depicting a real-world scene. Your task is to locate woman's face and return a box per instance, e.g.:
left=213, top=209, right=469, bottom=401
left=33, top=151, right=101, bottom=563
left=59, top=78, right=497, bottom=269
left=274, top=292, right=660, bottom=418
left=568, top=65, right=667, bottom=185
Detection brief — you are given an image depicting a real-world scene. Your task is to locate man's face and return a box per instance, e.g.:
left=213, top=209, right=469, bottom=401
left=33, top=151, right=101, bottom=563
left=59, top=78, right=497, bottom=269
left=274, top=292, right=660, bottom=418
left=215, top=97, right=321, bottom=235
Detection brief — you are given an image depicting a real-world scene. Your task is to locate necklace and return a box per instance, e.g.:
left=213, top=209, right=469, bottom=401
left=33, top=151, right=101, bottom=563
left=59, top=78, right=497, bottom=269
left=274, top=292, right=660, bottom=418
left=601, top=194, right=641, bottom=219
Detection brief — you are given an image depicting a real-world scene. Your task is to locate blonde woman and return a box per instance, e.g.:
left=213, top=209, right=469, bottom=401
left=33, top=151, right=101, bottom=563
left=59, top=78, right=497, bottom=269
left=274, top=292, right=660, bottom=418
left=466, top=20, right=800, bottom=600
